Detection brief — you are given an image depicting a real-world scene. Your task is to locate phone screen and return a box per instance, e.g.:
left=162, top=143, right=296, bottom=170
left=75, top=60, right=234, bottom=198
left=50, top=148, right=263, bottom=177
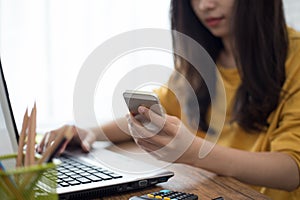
left=123, top=91, right=163, bottom=117
left=123, top=90, right=164, bottom=132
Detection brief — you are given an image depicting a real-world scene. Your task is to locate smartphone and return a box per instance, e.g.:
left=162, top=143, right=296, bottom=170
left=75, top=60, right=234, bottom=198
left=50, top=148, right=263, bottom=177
left=123, top=90, right=164, bottom=117
left=123, top=90, right=164, bottom=131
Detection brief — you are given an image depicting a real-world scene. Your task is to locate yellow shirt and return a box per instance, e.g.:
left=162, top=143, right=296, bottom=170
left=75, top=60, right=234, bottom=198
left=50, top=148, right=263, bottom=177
left=155, top=28, right=300, bottom=200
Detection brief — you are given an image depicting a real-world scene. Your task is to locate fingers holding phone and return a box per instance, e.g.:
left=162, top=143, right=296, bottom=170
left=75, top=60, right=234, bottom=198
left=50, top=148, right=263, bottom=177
left=123, top=90, right=166, bottom=133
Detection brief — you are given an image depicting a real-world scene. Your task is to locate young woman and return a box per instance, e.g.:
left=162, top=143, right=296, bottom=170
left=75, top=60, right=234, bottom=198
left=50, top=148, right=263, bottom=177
left=38, top=0, right=300, bottom=199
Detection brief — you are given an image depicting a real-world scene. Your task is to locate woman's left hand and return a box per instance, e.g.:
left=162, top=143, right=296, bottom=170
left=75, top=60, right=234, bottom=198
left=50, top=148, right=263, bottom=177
left=127, top=106, right=199, bottom=163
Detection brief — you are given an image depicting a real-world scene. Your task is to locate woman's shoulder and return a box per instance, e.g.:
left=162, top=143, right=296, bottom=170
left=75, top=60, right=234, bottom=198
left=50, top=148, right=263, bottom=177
left=288, top=27, right=300, bottom=39
left=284, top=28, right=300, bottom=93
left=287, top=27, right=300, bottom=56
left=154, top=86, right=181, bottom=118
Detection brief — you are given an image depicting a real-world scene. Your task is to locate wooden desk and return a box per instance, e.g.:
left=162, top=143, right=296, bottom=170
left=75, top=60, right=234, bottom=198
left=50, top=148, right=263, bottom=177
left=100, top=142, right=270, bottom=200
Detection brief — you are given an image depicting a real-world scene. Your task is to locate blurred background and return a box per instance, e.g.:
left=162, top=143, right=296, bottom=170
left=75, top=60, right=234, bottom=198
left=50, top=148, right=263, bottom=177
left=0, top=0, right=299, bottom=132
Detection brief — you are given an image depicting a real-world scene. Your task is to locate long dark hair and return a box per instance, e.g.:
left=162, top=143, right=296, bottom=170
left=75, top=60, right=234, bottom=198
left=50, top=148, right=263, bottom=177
left=170, top=0, right=288, bottom=132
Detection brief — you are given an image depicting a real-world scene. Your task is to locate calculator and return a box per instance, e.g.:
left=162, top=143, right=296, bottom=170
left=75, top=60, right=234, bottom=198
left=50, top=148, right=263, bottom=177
left=129, top=189, right=198, bottom=200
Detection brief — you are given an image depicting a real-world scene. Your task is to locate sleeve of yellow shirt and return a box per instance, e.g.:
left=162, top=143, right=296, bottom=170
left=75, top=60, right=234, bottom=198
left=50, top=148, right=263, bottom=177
left=269, top=87, right=300, bottom=177
left=154, top=86, right=181, bottom=119
left=268, top=29, right=300, bottom=178
left=154, top=85, right=207, bottom=138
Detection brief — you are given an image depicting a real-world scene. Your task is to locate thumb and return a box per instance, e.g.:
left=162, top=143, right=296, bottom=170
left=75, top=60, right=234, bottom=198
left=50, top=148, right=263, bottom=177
left=138, top=106, right=166, bottom=129
left=81, top=140, right=91, bottom=153
left=59, top=126, right=75, bottom=154
left=80, top=130, right=96, bottom=153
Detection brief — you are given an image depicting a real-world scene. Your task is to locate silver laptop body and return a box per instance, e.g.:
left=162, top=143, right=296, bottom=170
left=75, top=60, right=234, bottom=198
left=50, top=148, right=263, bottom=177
left=0, top=58, right=174, bottom=199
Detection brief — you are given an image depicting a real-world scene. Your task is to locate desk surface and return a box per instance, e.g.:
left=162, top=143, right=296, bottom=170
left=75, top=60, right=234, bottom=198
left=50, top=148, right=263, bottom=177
left=100, top=142, right=270, bottom=200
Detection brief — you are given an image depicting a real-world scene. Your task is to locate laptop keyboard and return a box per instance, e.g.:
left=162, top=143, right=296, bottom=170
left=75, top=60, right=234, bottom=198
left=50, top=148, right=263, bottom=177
left=56, top=155, right=123, bottom=187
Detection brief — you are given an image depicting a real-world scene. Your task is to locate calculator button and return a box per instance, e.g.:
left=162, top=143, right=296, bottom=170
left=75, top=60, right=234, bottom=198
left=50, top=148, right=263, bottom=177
left=147, top=194, right=155, bottom=198
left=163, top=198, right=171, bottom=200
left=160, top=190, right=171, bottom=193
left=155, top=195, right=163, bottom=199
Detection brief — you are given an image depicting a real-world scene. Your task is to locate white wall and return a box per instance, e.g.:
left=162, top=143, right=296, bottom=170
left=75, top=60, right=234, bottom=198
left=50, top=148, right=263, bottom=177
left=284, top=0, right=300, bottom=30
left=0, top=0, right=299, bottom=132
left=0, top=0, right=172, bottom=131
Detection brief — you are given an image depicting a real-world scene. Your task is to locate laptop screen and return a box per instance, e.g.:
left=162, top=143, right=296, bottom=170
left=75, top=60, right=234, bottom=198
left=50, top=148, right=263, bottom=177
left=0, top=58, right=19, bottom=156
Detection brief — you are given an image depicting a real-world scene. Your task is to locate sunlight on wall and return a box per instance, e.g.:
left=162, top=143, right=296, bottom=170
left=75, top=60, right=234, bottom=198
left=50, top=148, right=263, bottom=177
left=0, top=0, right=172, bottom=131
left=0, top=0, right=299, bottom=131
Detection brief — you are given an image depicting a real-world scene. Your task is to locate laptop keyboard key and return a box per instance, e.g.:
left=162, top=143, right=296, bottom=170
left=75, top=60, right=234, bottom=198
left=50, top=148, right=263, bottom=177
left=65, top=171, right=77, bottom=176
left=69, top=180, right=80, bottom=186
left=81, top=166, right=92, bottom=171
left=76, top=169, right=85, bottom=174
left=109, top=173, right=123, bottom=179
left=80, top=172, right=91, bottom=177
left=59, top=182, right=70, bottom=187
left=64, top=177, right=75, bottom=182
left=72, top=174, right=83, bottom=179
left=87, top=175, right=102, bottom=182
left=94, top=172, right=113, bottom=180
left=59, top=168, right=70, bottom=174
left=76, top=177, right=92, bottom=184
left=88, top=169, right=98, bottom=173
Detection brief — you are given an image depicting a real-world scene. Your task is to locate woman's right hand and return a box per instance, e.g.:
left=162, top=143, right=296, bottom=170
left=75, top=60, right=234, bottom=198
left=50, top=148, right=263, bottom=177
left=36, top=125, right=96, bottom=154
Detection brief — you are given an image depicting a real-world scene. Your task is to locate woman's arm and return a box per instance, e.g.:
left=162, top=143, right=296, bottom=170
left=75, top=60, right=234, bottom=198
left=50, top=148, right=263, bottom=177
left=186, top=139, right=299, bottom=191
left=37, top=117, right=132, bottom=153
left=129, top=106, right=300, bottom=191
left=92, top=117, right=132, bottom=143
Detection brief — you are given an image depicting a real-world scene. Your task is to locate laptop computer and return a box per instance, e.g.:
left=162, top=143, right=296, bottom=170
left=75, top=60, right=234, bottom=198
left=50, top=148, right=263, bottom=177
left=0, top=57, right=174, bottom=199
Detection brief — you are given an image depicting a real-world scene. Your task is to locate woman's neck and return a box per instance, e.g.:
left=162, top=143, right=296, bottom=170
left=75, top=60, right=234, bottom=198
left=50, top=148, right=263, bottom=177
left=218, top=36, right=236, bottom=69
